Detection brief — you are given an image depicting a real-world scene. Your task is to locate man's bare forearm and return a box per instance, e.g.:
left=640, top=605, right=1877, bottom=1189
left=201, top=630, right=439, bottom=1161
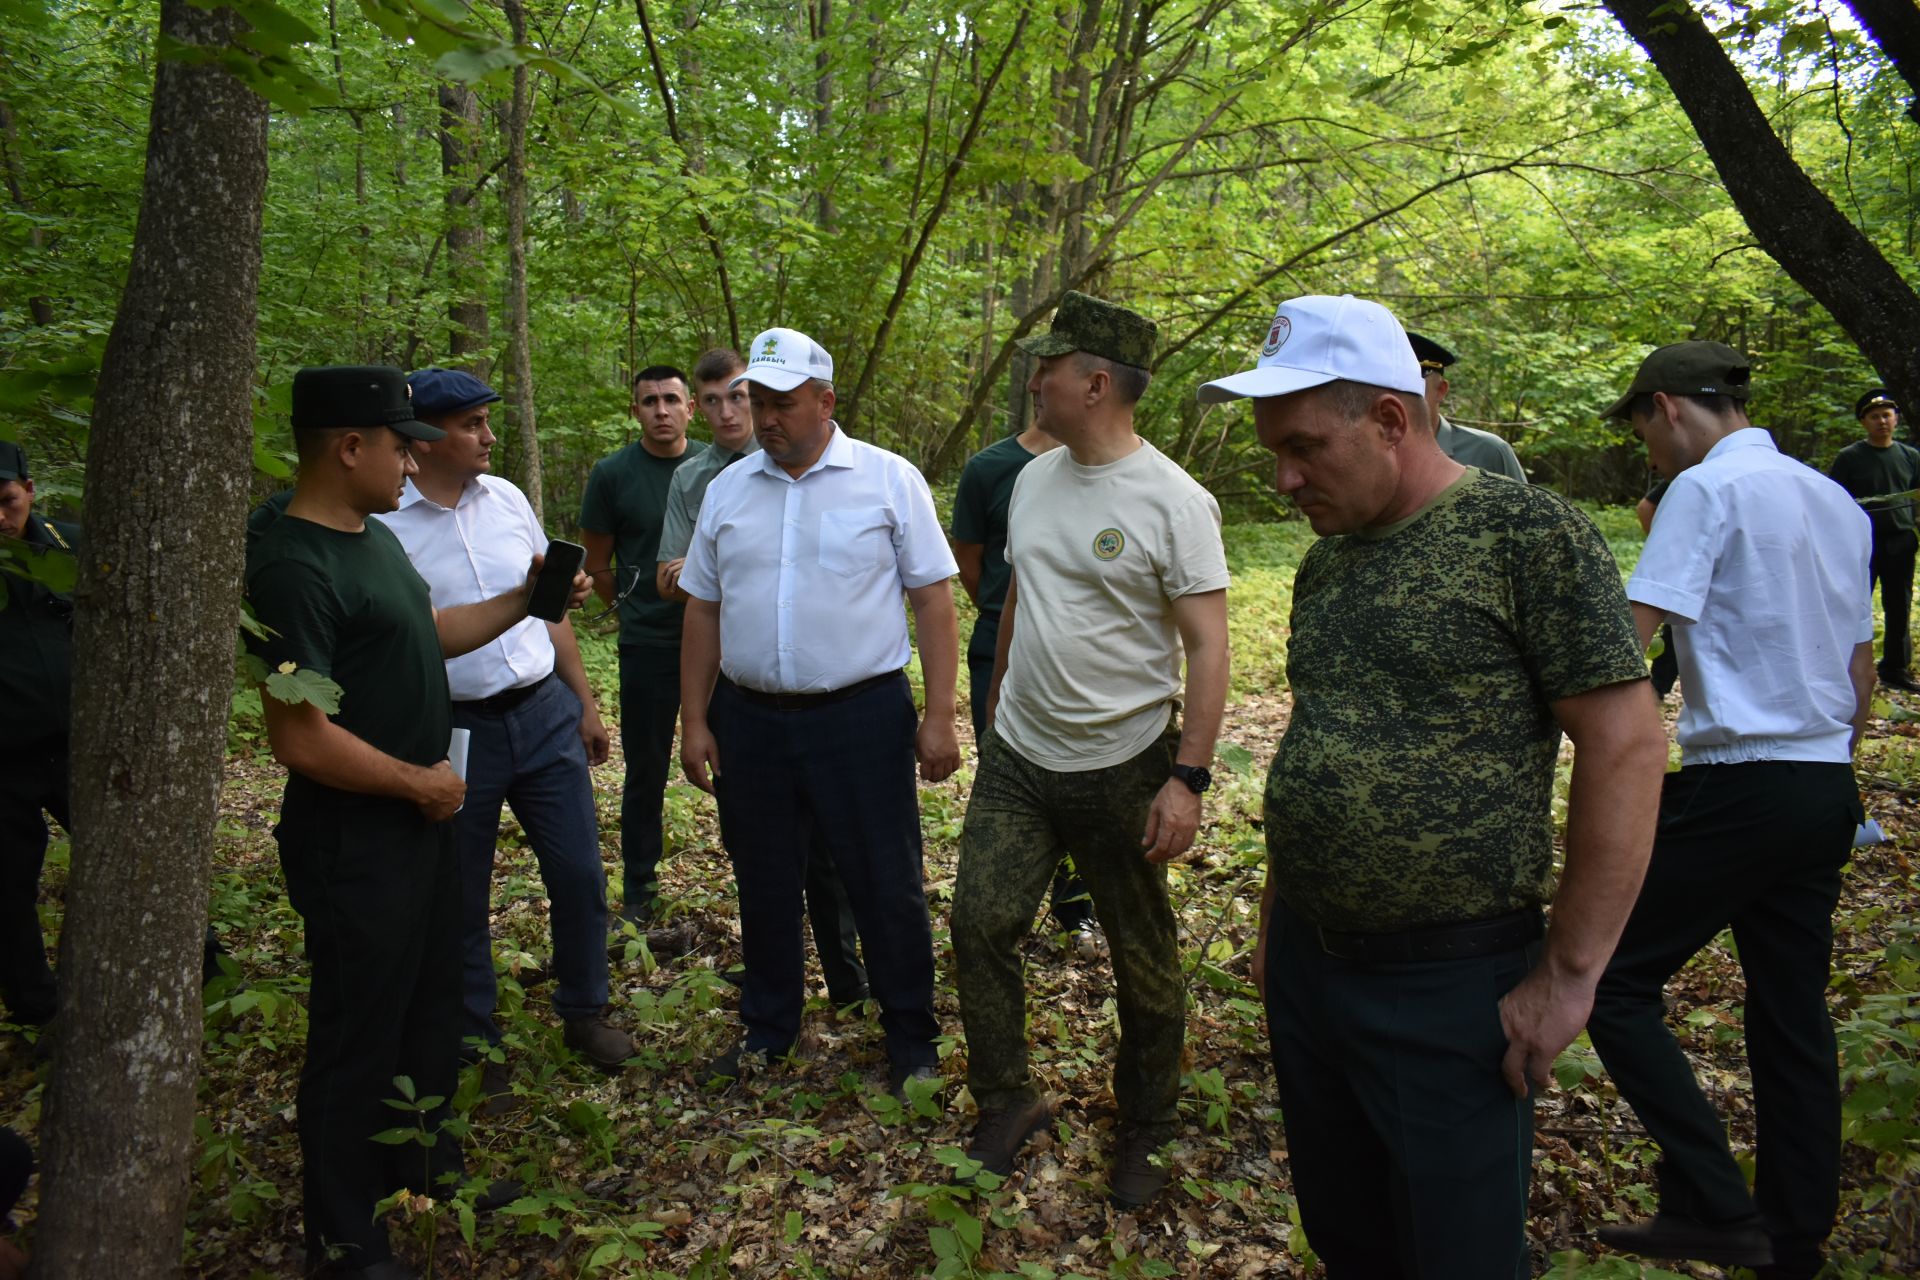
left=549, top=618, right=597, bottom=711
left=262, top=696, right=442, bottom=803
left=436, top=587, right=530, bottom=659
left=906, top=580, right=960, bottom=717
left=1172, top=589, right=1229, bottom=768
left=1850, top=640, right=1876, bottom=752
left=680, top=597, right=722, bottom=730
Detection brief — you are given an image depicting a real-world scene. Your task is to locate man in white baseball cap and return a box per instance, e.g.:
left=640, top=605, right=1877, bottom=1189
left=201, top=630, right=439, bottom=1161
left=1212, top=295, right=1667, bottom=1274
left=676, top=325, right=961, bottom=1099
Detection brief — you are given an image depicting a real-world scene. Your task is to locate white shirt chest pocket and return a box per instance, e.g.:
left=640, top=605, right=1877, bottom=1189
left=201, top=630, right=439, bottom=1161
left=818, top=507, right=893, bottom=577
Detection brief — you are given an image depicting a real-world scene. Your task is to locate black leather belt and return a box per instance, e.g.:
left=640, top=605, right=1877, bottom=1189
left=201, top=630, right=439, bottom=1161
left=721, top=670, right=900, bottom=711
left=1316, top=908, right=1543, bottom=964
left=454, top=673, right=551, bottom=715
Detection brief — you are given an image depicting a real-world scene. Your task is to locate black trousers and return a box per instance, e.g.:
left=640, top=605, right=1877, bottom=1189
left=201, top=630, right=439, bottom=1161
left=617, top=643, right=683, bottom=912
left=1588, top=760, right=1859, bottom=1271
left=278, top=793, right=463, bottom=1268
left=708, top=673, right=938, bottom=1068
left=1869, top=526, right=1917, bottom=677
left=0, top=735, right=64, bottom=1026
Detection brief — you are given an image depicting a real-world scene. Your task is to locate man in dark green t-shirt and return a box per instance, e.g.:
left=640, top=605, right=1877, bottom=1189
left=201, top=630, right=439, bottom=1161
left=1198, top=294, right=1666, bottom=1276
left=248, top=365, right=588, bottom=1274
left=580, top=365, right=708, bottom=924
left=1828, top=389, right=1918, bottom=690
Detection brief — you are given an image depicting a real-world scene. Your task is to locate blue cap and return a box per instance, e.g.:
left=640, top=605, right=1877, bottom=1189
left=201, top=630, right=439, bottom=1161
left=409, top=367, right=501, bottom=418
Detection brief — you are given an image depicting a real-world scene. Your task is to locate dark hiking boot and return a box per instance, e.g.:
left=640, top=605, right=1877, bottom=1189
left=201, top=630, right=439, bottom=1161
left=562, top=1010, right=634, bottom=1070
left=964, top=1098, right=1051, bottom=1177
left=1108, top=1126, right=1172, bottom=1208
left=1596, top=1213, right=1775, bottom=1267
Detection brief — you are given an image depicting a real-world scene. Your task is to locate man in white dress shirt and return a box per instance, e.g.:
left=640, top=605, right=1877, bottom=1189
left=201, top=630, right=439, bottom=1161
left=1587, top=342, right=1874, bottom=1278
left=677, top=327, right=961, bottom=1097
left=377, top=368, right=633, bottom=1074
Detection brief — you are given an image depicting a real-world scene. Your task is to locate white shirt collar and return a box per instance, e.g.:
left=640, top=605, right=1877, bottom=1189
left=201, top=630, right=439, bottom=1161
left=398, top=474, right=490, bottom=512
left=752, top=422, right=854, bottom=482
left=1700, top=426, right=1775, bottom=464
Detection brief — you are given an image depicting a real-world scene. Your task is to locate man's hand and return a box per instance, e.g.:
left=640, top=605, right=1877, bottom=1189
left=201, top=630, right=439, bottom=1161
left=659, top=557, right=687, bottom=601
left=1140, top=778, right=1202, bottom=863
left=579, top=705, right=611, bottom=766
left=520, top=554, right=594, bottom=614
left=917, top=712, right=960, bottom=782
left=1251, top=921, right=1269, bottom=1000
left=413, top=760, right=466, bottom=822
left=681, top=721, right=721, bottom=794
left=1496, top=961, right=1598, bottom=1098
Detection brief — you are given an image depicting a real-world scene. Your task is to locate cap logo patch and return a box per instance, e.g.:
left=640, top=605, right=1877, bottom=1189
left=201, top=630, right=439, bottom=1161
left=755, top=334, right=782, bottom=362
left=1260, top=315, right=1292, bottom=358
left=1092, top=528, right=1125, bottom=561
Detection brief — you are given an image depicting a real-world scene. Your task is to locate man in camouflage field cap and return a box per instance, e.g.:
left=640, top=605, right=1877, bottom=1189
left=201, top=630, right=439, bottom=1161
left=952, top=290, right=1230, bottom=1207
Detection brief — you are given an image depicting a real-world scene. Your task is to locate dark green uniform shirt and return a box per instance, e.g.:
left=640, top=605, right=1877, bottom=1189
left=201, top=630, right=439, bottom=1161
left=1265, top=470, right=1646, bottom=932
left=949, top=434, right=1041, bottom=614
left=1, top=512, right=79, bottom=742
left=578, top=439, right=707, bottom=648
left=245, top=514, right=450, bottom=808
left=1829, top=439, right=1920, bottom=535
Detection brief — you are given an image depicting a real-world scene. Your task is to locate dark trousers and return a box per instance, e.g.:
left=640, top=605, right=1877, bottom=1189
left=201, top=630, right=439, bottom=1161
left=1869, top=526, right=1917, bottom=677
left=966, top=614, right=1091, bottom=933
left=617, top=644, right=682, bottom=912
left=1588, top=760, right=1859, bottom=1269
left=708, top=673, right=937, bottom=1068
left=0, top=735, right=64, bottom=1025
left=953, top=724, right=1185, bottom=1132
left=1264, top=901, right=1538, bottom=1279
left=279, top=795, right=463, bottom=1268
left=452, top=677, right=609, bottom=1047
left=803, top=832, right=869, bottom=1005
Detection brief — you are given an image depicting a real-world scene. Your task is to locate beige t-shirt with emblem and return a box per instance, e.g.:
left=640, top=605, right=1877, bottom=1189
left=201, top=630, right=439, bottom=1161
left=995, top=439, right=1230, bottom=772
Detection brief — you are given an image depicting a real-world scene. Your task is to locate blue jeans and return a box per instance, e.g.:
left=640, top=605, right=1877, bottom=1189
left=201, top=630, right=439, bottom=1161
left=452, top=677, right=609, bottom=1044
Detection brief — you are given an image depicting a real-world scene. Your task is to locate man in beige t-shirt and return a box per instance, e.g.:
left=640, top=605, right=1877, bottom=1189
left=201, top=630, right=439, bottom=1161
left=951, top=291, right=1230, bottom=1209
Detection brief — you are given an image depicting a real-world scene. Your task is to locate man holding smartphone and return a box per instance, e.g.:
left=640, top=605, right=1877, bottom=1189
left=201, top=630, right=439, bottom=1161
left=376, top=368, right=633, bottom=1084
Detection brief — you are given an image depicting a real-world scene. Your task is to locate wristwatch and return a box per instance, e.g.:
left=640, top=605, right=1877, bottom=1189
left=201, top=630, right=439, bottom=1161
left=1170, top=763, right=1212, bottom=795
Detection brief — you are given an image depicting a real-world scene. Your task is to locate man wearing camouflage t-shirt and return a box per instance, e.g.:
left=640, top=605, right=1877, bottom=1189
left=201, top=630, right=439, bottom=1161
left=1201, top=295, right=1667, bottom=1276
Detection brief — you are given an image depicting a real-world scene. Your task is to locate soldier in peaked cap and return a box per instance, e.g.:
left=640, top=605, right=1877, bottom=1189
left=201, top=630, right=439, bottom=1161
left=1829, top=387, right=1919, bottom=691
left=246, top=365, right=589, bottom=1276
left=1407, top=332, right=1527, bottom=482
left=951, top=291, right=1230, bottom=1207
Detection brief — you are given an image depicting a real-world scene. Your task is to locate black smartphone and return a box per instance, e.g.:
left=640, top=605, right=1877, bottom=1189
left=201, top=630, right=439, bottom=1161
left=527, top=539, right=587, bottom=622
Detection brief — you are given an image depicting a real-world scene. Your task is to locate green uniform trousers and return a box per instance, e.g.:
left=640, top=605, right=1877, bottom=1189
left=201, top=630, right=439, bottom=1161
left=952, top=721, right=1184, bottom=1134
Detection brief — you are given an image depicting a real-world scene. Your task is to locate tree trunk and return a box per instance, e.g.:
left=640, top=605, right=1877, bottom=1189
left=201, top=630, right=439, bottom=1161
left=0, top=101, right=55, bottom=326
left=439, top=82, right=490, bottom=374
left=1605, top=0, right=1920, bottom=418
left=502, top=0, right=543, bottom=523
left=1845, top=0, right=1920, bottom=120
left=29, top=0, right=265, bottom=1273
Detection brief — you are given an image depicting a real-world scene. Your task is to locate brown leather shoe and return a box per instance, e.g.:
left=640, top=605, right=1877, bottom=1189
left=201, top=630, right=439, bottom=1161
left=1108, top=1125, right=1172, bottom=1208
left=964, top=1098, right=1051, bottom=1177
left=562, top=1010, right=634, bottom=1070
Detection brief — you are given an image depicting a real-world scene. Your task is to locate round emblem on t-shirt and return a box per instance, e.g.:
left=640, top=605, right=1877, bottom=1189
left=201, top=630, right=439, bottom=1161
left=1092, top=528, right=1125, bottom=560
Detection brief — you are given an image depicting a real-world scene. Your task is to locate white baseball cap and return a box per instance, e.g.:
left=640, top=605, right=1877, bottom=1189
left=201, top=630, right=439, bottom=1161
left=1197, top=294, right=1424, bottom=404
left=732, top=327, right=834, bottom=393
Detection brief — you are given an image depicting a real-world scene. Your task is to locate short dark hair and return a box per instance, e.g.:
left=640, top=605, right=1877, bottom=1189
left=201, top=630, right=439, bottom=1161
left=632, top=365, right=688, bottom=395
left=691, top=348, right=745, bottom=386
left=1321, top=379, right=1427, bottom=425
left=292, top=423, right=398, bottom=462
left=1074, top=352, right=1151, bottom=406
left=1627, top=392, right=1745, bottom=420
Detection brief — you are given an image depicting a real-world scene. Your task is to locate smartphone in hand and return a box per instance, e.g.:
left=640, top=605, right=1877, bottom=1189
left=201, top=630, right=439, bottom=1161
left=527, top=539, right=587, bottom=622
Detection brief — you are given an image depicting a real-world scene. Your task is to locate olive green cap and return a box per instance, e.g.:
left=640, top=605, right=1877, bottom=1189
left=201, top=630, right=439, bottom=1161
left=1015, top=290, right=1157, bottom=369
left=1601, top=341, right=1751, bottom=419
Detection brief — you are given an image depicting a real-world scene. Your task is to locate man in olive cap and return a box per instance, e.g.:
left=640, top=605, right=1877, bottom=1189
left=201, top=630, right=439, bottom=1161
left=1589, top=342, right=1873, bottom=1277
left=247, top=366, right=589, bottom=1277
left=1829, top=388, right=1919, bottom=691
left=1407, top=332, right=1526, bottom=481
left=951, top=291, right=1230, bottom=1207
left=0, top=440, right=77, bottom=1031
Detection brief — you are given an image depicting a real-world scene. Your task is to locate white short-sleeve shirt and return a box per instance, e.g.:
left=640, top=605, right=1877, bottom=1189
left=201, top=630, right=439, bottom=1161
left=1628, top=427, right=1872, bottom=765
left=678, top=424, right=957, bottom=693
left=375, top=475, right=556, bottom=701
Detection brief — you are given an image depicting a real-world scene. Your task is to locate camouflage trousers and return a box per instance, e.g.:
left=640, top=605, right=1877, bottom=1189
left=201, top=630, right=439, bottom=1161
left=951, top=721, right=1185, bottom=1135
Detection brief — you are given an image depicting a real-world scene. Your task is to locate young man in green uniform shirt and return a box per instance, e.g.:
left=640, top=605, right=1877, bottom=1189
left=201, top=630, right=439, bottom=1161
left=580, top=367, right=707, bottom=924
left=952, top=291, right=1231, bottom=1208
left=0, top=440, right=78, bottom=1029
left=249, top=366, right=588, bottom=1277
left=1829, top=388, right=1919, bottom=690
left=1408, top=331, right=1527, bottom=481
left=1205, top=295, right=1666, bottom=1276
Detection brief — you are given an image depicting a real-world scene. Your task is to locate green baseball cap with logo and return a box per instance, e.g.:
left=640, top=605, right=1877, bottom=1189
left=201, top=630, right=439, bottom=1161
left=1015, top=290, right=1157, bottom=370
left=1601, top=341, right=1751, bottom=419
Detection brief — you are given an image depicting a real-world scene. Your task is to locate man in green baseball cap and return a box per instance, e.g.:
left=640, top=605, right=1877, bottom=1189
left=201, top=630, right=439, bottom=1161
left=952, top=290, right=1230, bottom=1207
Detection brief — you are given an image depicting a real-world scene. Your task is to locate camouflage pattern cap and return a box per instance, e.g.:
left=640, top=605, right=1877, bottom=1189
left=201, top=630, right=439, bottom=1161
left=1015, top=290, right=1157, bottom=369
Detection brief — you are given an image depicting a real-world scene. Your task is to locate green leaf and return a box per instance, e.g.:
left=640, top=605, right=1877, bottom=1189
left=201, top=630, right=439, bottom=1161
left=263, top=664, right=344, bottom=714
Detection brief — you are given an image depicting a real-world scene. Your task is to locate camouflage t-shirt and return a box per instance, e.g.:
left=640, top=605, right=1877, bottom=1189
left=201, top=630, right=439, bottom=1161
left=1265, top=469, right=1645, bottom=932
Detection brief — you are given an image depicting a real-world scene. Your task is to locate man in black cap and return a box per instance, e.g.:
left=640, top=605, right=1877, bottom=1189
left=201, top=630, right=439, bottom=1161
left=1829, top=388, right=1919, bottom=691
left=1408, top=332, right=1527, bottom=481
left=1590, top=343, right=1873, bottom=1277
left=247, top=365, right=588, bottom=1278
left=374, top=368, right=631, bottom=1079
left=0, top=440, right=77, bottom=1031
left=951, top=292, right=1230, bottom=1207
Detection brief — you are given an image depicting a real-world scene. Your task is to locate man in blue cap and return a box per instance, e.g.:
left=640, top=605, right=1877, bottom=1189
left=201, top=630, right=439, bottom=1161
left=248, top=365, right=590, bottom=1278
left=375, top=368, right=633, bottom=1085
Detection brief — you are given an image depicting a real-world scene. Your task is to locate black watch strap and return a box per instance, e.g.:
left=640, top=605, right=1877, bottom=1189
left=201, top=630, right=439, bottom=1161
left=1171, top=763, right=1212, bottom=794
